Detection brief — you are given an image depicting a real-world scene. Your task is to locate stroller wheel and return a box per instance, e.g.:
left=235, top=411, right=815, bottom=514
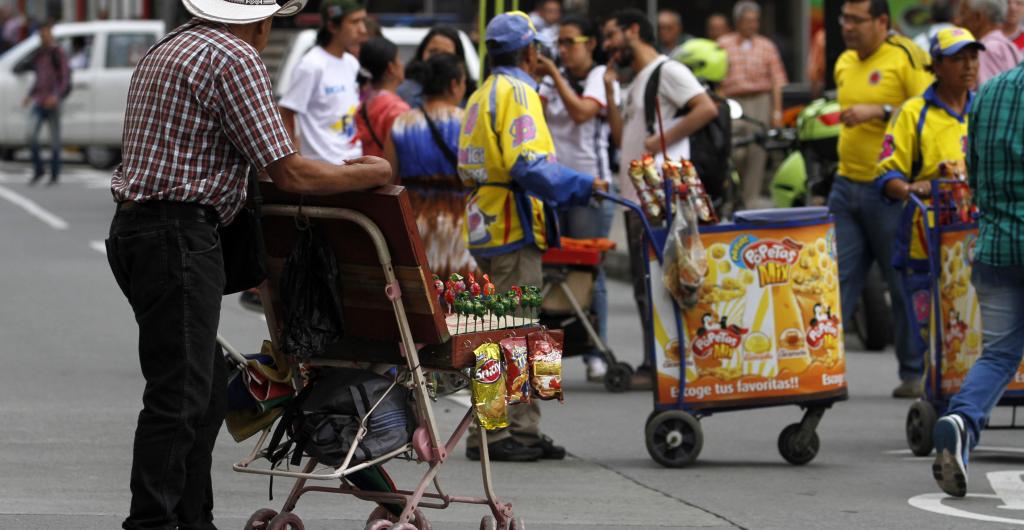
left=509, top=517, right=526, bottom=530
left=906, top=400, right=938, bottom=456
left=604, top=362, right=634, bottom=393
left=479, top=515, right=497, bottom=530
left=244, top=508, right=278, bottom=529
left=366, top=506, right=432, bottom=530
left=267, top=511, right=304, bottom=530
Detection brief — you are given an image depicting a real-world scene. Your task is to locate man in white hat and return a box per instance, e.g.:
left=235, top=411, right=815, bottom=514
left=106, top=2, right=390, bottom=528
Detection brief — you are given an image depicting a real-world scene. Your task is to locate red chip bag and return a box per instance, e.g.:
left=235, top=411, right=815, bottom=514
left=500, top=337, right=530, bottom=404
left=527, top=330, right=563, bottom=401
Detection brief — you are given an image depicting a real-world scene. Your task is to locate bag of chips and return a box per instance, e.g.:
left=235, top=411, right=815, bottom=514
left=500, top=337, right=531, bottom=404
left=527, top=330, right=563, bottom=401
left=471, top=343, right=508, bottom=430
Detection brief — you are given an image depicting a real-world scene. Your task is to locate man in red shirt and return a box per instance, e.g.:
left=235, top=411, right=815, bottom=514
left=23, top=19, right=69, bottom=185
left=106, top=1, right=390, bottom=527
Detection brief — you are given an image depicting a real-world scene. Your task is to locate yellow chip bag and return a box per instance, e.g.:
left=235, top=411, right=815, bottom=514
left=472, top=343, right=508, bottom=430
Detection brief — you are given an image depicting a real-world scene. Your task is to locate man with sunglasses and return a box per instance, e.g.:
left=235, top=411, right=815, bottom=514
left=829, top=0, right=933, bottom=398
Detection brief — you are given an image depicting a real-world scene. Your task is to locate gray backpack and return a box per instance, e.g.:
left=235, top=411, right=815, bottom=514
left=269, top=368, right=414, bottom=468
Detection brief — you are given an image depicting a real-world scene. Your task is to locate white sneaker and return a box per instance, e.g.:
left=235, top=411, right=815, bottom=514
left=586, top=357, right=608, bottom=382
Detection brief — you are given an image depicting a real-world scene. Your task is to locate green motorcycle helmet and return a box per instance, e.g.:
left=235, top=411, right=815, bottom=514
left=797, top=98, right=842, bottom=142
left=672, top=38, right=728, bottom=83
left=770, top=151, right=807, bottom=207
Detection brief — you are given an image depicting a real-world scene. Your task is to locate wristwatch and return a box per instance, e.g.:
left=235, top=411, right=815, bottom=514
left=882, top=104, right=893, bottom=121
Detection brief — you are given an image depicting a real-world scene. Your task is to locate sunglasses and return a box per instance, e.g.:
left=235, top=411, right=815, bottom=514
left=557, top=36, right=590, bottom=47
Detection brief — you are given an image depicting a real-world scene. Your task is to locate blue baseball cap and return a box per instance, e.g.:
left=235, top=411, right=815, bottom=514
left=485, top=11, right=540, bottom=55
left=930, top=27, right=985, bottom=58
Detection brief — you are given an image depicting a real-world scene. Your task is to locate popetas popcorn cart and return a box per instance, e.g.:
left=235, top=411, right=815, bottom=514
left=902, top=180, right=1024, bottom=456
left=602, top=189, right=848, bottom=468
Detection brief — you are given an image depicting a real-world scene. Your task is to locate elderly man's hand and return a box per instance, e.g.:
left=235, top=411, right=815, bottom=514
left=343, top=156, right=393, bottom=186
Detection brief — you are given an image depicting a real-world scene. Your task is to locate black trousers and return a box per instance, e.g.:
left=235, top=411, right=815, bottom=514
left=106, top=203, right=227, bottom=530
left=624, top=210, right=653, bottom=370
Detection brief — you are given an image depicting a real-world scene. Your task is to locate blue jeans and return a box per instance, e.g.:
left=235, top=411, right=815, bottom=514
left=947, top=262, right=1024, bottom=448
left=30, top=104, right=61, bottom=180
left=828, top=176, right=920, bottom=380
left=560, top=200, right=616, bottom=362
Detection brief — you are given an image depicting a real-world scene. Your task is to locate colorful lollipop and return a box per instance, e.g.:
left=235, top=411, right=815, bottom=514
left=482, top=274, right=496, bottom=296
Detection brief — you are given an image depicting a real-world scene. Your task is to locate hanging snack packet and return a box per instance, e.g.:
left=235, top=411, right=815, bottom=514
left=527, top=330, right=564, bottom=401
left=471, top=343, right=509, bottom=430
left=500, top=337, right=531, bottom=404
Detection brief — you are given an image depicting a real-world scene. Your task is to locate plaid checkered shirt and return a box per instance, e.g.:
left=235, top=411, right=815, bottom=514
left=110, top=19, right=295, bottom=224
left=716, top=33, right=788, bottom=97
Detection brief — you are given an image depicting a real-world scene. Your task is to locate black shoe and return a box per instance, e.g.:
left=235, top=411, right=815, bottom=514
left=238, top=289, right=263, bottom=312
left=466, top=438, right=543, bottom=462
left=535, top=435, right=566, bottom=460
left=46, top=178, right=58, bottom=186
left=28, top=173, right=44, bottom=186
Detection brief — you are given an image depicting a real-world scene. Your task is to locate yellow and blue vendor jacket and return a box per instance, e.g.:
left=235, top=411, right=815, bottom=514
left=458, top=66, right=594, bottom=258
left=875, top=83, right=972, bottom=262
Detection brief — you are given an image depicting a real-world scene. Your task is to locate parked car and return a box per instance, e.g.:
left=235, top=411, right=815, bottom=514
left=0, top=20, right=165, bottom=169
left=275, top=26, right=481, bottom=98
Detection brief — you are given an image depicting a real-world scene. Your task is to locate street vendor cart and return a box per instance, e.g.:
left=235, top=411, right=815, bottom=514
left=601, top=169, right=848, bottom=467
left=231, top=184, right=542, bottom=530
left=902, top=181, right=1024, bottom=456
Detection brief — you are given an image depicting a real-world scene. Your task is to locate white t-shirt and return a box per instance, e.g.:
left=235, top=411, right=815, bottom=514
left=278, top=46, right=362, bottom=164
left=619, top=55, right=705, bottom=202
left=540, top=65, right=620, bottom=184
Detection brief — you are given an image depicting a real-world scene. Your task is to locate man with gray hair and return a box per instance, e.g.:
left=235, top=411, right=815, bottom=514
left=717, top=0, right=787, bottom=206
left=960, top=0, right=1022, bottom=84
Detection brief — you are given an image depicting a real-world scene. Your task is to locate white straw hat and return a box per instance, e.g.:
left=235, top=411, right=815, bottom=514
left=182, top=0, right=308, bottom=25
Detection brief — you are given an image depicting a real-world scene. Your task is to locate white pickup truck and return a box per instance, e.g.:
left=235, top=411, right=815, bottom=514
left=0, top=20, right=165, bottom=168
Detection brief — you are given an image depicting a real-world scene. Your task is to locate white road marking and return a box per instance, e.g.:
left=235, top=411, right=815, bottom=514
left=90, top=240, right=106, bottom=255
left=0, top=184, right=68, bottom=230
left=989, top=471, right=1024, bottom=510
left=909, top=493, right=1024, bottom=525
left=887, top=446, right=1024, bottom=456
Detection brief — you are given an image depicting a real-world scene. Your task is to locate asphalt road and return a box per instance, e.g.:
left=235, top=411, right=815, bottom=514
left=2, top=160, right=1024, bottom=529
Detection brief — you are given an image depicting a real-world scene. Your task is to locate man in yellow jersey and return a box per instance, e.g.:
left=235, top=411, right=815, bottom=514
left=459, top=11, right=607, bottom=462
left=831, top=0, right=934, bottom=398
left=874, top=26, right=980, bottom=372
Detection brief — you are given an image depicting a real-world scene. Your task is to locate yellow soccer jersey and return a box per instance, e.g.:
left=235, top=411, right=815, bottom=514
left=836, top=34, right=934, bottom=182
left=458, top=66, right=594, bottom=257
left=875, top=85, right=971, bottom=260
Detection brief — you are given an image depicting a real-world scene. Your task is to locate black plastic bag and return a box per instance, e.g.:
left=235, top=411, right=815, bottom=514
left=279, top=224, right=345, bottom=360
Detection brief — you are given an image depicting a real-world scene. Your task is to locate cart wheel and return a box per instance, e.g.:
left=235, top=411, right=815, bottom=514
left=644, top=410, right=703, bottom=467
left=604, top=362, right=633, bottom=393
left=387, top=524, right=417, bottom=530
left=364, top=521, right=392, bottom=530
left=266, top=512, right=304, bottom=530
left=480, top=515, right=497, bottom=530
left=906, top=400, right=938, bottom=457
left=508, top=517, right=526, bottom=530
left=244, top=508, right=278, bottom=529
left=777, top=423, right=820, bottom=465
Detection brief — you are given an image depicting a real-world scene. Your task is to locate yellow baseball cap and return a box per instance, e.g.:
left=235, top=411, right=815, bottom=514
left=930, top=26, right=985, bottom=58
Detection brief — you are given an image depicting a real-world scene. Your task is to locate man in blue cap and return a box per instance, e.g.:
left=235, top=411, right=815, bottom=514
left=459, top=11, right=607, bottom=462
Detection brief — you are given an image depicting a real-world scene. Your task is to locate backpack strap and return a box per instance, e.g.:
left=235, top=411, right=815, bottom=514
left=419, top=105, right=458, bottom=169
left=643, top=61, right=666, bottom=136
left=360, top=100, right=385, bottom=150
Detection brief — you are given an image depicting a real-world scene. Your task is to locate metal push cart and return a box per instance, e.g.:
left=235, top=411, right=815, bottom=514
left=598, top=190, right=848, bottom=468
left=903, top=181, right=1024, bottom=456
left=538, top=242, right=635, bottom=392
left=234, top=184, right=534, bottom=530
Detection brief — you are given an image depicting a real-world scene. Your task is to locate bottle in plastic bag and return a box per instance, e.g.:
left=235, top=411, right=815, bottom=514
left=662, top=190, right=709, bottom=308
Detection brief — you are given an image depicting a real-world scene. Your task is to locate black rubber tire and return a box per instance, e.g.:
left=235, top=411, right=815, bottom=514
left=906, top=400, right=938, bottom=457
left=777, top=423, right=820, bottom=465
left=244, top=508, right=278, bottom=530
left=604, top=362, right=633, bottom=393
left=645, top=410, right=703, bottom=467
left=855, top=266, right=892, bottom=351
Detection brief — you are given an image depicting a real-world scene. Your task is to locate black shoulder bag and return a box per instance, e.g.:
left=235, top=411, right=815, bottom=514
left=418, top=105, right=458, bottom=168
left=219, top=168, right=268, bottom=295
